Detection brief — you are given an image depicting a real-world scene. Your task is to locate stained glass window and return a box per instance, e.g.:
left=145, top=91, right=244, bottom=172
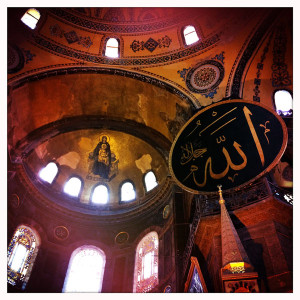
left=133, top=231, right=159, bottom=293
left=91, top=184, right=109, bottom=204
left=144, top=171, right=158, bottom=192
left=21, top=8, right=40, bottom=29
left=39, top=162, right=58, bottom=184
left=62, top=245, right=106, bottom=292
left=121, top=181, right=136, bottom=202
left=183, top=25, right=199, bottom=45
left=63, top=177, right=82, bottom=197
left=7, top=225, right=40, bottom=290
left=274, top=90, right=293, bottom=116
left=105, top=38, right=119, bottom=58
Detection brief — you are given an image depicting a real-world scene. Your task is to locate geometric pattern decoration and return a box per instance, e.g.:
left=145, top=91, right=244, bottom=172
left=253, top=32, right=273, bottom=102
left=271, top=25, right=291, bottom=87
left=8, top=44, right=24, bottom=74
left=32, top=33, right=220, bottom=66
left=49, top=7, right=183, bottom=33
left=133, top=231, right=159, bottom=293
left=185, top=60, right=225, bottom=94
left=50, top=24, right=93, bottom=48
left=130, top=36, right=172, bottom=52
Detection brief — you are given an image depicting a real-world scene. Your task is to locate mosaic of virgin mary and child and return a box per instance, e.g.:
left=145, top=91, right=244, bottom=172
left=88, top=135, right=119, bottom=180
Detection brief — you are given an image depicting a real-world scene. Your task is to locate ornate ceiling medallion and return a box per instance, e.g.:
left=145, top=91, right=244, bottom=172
left=8, top=44, right=24, bottom=74
left=54, top=226, right=69, bottom=240
left=186, top=60, right=224, bottom=93
left=115, top=232, right=129, bottom=245
left=9, top=194, right=20, bottom=209
left=163, top=204, right=171, bottom=219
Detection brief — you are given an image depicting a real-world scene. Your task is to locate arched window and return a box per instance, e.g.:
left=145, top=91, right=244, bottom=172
left=144, top=171, right=158, bottom=192
left=38, top=162, right=58, bottom=184
left=133, top=231, right=159, bottom=293
left=105, top=38, right=119, bottom=58
left=91, top=184, right=109, bottom=204
left=21, top=8, right=40, bottom=29
left=121, top=181, right=136, bottom=202
left=63, top=177, right=82, bottom=197
left=274, top=90, right=293, bottom=116
left=62, top=245, right=106, bottom=292
left=183, top=25, right=199, bottom=45
left=7, top=225, right=40, bottom=290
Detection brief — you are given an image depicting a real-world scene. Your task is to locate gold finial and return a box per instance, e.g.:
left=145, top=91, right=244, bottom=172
left=218, top=185, right=225, bottom=204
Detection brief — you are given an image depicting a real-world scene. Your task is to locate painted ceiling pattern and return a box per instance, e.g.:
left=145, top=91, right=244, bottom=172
left=49, top=8, right=192, bottom=33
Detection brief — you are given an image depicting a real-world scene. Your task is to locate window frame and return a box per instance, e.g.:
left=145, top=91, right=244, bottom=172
left=272, top=88, right=293, bottom=117
left=38, top=161, right=59, bottom=185
left=103, top=36, right=120, bottom=58
left=90, top=183, right=110, bottom=205
left=63, top=175, right=84, bottom=199
left=133, top=231, right=159, bottom=293
left=7, top=225, right=40, bottom=290
left=119, top=180, right=136, bottom=203
left=143, top=170, right=158, bottom=193
left=182, top=24, right=200, bottom=47
left=62, top=245, right=106, bottom=293
left=20, top=8, right=41, bottom=30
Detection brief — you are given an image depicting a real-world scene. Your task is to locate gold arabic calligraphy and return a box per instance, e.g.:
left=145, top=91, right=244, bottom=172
left=183, top=141, right=247, bottom=187
left=180, top=143, right=207, bottom=165
left=178, top=105, right=272, bottom=188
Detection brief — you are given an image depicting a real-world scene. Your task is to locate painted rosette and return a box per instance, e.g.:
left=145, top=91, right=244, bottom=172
left=186, top=60, right=224, bottom=93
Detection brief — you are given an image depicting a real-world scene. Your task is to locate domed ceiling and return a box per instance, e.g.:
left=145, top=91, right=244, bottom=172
left=7, top=7, right=293, bottom=219
left=24, top=128, right=169, bottom=211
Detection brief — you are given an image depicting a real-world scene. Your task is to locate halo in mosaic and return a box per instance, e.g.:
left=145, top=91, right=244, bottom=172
left=186, top=60, right=224, bottom=93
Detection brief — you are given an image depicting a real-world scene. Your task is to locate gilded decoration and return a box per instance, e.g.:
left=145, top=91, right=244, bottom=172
left=185, top=60, right=224, bottom=94
left=87, top=135, right=119, bottom=181
left=115, top=232, right=129, bottom=245
left=163, top=204, right=170, bottom=219
left=54, top=226, right=69, bottom=240
left=10, top=194, right=20, bottom=209
left=223, top=280, right=259, bottom=293
left=169, top=100, right=288, bottom=194
left=179, top=53, right=225, bottom=99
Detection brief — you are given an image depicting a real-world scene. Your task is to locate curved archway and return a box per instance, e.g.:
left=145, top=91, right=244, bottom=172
left=62, top=245, right=106, bottom=292
left=7, top=225, right=41, bottom=290
left=133, top=231, right=159, bottom=293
